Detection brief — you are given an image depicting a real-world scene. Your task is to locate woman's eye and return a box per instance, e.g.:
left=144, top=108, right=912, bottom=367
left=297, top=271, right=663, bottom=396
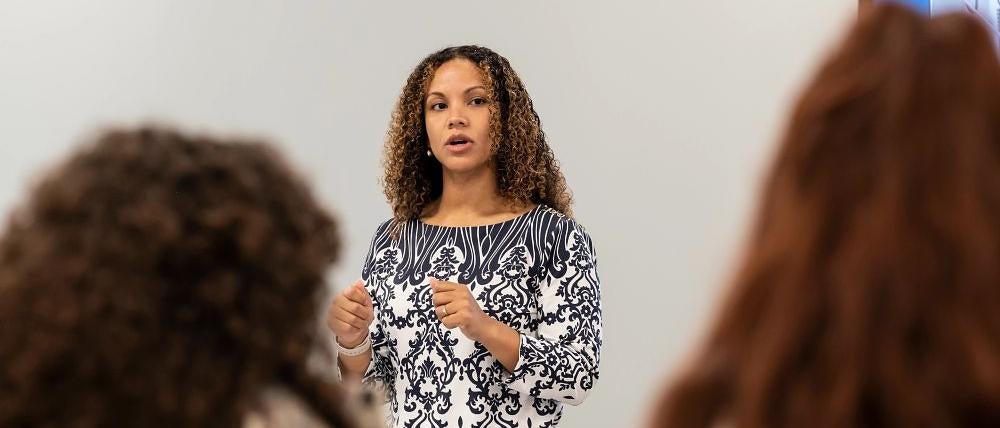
left=430, top=102, right=447, bottom=111
left=470, top=98, right=488, bottom=106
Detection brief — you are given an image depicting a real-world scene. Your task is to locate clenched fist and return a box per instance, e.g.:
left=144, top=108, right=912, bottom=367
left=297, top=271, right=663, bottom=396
left=327, top=279, right=374, bottom=348
left=431, top=278, right=494, bottom=342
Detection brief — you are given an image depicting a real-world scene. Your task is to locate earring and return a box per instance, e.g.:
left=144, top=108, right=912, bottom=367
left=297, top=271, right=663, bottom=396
left=427, top=149, right=432, bottom=157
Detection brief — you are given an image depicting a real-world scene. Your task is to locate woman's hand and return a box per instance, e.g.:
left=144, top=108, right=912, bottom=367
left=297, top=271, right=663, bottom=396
left=327, top=279, right=374, bottom=348
left=431, top=278, right=494, bottom=342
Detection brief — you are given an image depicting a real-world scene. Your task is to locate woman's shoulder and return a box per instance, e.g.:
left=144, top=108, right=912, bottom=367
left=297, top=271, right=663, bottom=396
left=361, top=218, right=398, bottom=252
left=372, top=218, right=395, bottom=235
left=532, top=205, right=591, bottom=238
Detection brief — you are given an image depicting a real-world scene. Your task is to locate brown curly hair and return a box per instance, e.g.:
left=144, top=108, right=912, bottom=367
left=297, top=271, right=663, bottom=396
left=653, top=4, right=1000, bottom=428
left=382, top=45, right=572, bottom=227
left=0, top=127, right=350, bottom=427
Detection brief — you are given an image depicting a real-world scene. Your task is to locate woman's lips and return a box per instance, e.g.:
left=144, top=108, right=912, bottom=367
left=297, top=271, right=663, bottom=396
left=444, top=140, right=472, bottom=154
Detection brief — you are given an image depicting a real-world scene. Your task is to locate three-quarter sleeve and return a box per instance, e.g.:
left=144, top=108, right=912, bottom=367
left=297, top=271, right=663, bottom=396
left=505, top=219, right=603, bottom=405
left=361, top=311, right=394, bottom=389
left=356, top=222, right=396, bottom=393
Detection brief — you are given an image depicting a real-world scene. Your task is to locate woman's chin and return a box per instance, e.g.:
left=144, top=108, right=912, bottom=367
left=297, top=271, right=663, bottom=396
left=439, top=158, right=492, bottom=176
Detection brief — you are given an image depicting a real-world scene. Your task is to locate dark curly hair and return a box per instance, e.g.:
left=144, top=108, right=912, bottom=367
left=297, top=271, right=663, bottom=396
left=382, top=45, right=573, bottom=228
left=0, top=127, right=350, bottom=427
left=653, top=4, right=1000, bottom=428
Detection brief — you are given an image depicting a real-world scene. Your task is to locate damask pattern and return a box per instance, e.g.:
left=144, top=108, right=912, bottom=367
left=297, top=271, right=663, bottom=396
left=360, top=205, right=602, bottom=427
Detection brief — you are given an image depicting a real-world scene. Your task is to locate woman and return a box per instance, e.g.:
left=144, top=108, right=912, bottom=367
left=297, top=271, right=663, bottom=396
left=328, top=45, right=603, bottom=427
left=651, top=4, right=1000, bottom=428
left=0, top=127, right=351, bottom=427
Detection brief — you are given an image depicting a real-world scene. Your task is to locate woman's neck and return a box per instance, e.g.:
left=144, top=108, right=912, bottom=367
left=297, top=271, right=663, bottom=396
left=440, top=165, right=502, bottom=212
left=421, top=165, right=531, bottom=226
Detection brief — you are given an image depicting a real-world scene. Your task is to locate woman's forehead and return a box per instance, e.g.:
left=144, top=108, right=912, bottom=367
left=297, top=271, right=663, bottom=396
left=426, top=59, right=487, bottom=93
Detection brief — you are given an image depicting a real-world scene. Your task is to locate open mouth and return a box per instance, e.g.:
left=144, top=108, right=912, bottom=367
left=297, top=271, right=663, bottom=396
left=445, top=134, right=474, bottom=152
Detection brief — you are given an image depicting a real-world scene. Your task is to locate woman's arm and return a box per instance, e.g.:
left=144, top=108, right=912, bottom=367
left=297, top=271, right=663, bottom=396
left=430, top=282, right=522, bottom=371
left=504, top=219, right=603, bottom=406
left=336, top=342, right=373, bottom=382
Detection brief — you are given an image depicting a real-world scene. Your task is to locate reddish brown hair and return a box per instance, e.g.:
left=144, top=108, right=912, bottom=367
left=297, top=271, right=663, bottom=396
left=0, top=127, right=349, bottom=427
left=653, top=4, right=1000, bottom=428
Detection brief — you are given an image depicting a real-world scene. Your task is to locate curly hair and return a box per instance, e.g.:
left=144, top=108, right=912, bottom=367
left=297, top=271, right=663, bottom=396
left=382, top=45, right=572, bottom=227
left=653, top=4, right=1000, bottom=428
left=0, top=127, right=350, bottom=427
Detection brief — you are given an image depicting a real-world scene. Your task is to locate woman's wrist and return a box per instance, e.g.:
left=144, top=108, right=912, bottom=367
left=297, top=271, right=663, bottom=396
left=336, top=334, right=369, bottom=354
left=474, top=317, right=521, bottom=371
left=476, top=317, right=514, bottom=346
left=468, top=316, right=497, bottom=343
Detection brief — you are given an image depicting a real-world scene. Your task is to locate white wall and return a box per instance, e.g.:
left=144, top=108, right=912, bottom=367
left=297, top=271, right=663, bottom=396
left=0, top=1, right=856, bottom=425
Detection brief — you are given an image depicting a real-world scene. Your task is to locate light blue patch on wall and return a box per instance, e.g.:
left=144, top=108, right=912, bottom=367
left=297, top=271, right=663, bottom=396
left=875, top=0, right=931, bottom=14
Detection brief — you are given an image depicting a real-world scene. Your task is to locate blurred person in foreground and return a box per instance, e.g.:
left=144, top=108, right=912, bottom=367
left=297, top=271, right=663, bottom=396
left=652, top=4, right=1000, bottom=428
left=0, top=126, right=358, bottom=427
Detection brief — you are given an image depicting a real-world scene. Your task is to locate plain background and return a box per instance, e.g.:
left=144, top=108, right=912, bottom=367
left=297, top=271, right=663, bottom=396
left=0, top=1, right=857, bottom=426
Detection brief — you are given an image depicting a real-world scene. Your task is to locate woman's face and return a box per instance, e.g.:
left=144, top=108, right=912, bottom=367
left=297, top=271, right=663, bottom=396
left=424, top=58, right=494, bottom=175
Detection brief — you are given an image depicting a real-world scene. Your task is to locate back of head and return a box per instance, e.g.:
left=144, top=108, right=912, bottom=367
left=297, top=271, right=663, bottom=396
left=654, top=4, right=1000, bottom=428
left=0, top=127, right=347, bottom=427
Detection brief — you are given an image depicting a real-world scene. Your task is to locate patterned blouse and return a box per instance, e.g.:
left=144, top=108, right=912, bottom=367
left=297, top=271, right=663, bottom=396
left=359, top=205, right=603, bottom=428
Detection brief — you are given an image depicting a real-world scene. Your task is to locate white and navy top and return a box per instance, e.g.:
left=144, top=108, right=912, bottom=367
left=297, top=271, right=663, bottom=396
left=360, top=204, right=603, bottom=428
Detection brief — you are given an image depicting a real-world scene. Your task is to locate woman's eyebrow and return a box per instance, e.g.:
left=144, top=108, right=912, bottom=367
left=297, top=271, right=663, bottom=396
left=426, top=86, right=487, bottom=100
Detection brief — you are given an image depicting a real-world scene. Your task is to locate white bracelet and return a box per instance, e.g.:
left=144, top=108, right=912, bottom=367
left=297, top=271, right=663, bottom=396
left=337, top=334, right=371, bottom=357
